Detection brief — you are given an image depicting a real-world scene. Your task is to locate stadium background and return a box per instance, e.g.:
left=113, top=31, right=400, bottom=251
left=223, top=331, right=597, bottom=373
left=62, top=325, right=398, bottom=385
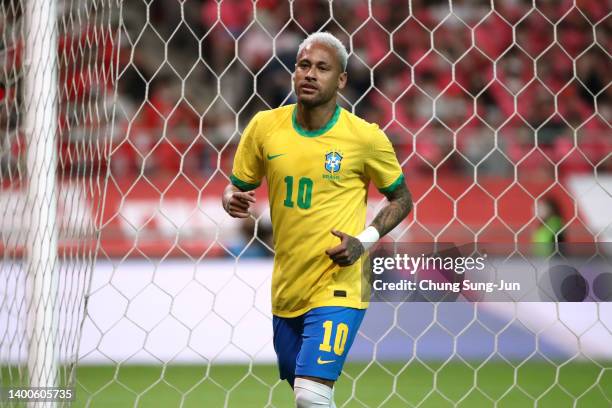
left=1, top=0, right=611, bottom=407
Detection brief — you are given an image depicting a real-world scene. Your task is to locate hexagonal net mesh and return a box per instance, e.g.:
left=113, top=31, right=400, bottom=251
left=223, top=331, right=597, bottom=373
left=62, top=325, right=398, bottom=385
left=0, top=0, right=116, bottom=404
left=1, top=0, right=612, bottom=407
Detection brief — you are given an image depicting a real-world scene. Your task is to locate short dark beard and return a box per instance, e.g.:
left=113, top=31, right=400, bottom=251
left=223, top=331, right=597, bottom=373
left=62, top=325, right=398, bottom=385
left=298, top=96, right=321, bottom=108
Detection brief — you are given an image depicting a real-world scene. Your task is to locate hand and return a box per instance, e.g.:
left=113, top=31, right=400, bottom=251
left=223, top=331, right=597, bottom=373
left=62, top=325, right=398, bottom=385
left=325, top=229, right=365, bottom=267
left=223, top=189, right=256, bottom=218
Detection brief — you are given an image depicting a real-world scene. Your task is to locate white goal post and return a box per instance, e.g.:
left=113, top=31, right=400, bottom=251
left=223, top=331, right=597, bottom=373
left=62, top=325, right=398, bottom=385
left=24, top=0, right=59, bottom=395
left=1, top=0, right=115, bottom=406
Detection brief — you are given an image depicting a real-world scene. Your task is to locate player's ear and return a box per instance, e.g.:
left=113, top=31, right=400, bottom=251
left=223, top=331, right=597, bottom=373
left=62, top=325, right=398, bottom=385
left=338, top=72, right=347, bottom=90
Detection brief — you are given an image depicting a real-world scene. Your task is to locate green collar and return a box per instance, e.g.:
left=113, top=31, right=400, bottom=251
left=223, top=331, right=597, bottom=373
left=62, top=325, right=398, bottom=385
left=292, top=105, right=341, bottom=137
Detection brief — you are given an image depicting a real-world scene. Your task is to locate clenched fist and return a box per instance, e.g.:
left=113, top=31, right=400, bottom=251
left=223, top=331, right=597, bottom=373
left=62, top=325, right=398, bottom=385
left=222, top=185, right=256, bottom=218
left=325, top=229, right=365, bottom=266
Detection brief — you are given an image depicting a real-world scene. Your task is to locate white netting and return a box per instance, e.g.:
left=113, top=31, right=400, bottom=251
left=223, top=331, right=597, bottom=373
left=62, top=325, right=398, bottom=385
left=0, top=0, right=116, bottom=402
left=1, top=0, right=611, bottom=407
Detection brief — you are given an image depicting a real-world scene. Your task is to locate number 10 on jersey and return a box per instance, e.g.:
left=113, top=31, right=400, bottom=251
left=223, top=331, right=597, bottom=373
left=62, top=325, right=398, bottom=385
left=283, top=176, right=313, bottom=209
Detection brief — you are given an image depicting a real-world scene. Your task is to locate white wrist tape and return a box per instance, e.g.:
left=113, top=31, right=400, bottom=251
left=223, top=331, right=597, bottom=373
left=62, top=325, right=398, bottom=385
left=356, top=226, right=380, bottom=251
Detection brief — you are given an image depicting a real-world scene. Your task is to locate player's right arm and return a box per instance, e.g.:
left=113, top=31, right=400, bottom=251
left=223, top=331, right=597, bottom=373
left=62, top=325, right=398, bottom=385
left=221, top=113, right=264, bottom=218
left=222, top=185, right=256, bottom=218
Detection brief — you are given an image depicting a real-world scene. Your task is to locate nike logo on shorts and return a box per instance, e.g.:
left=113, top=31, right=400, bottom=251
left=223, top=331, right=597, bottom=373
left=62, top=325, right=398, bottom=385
left=317, top=357, right=336, bottom=365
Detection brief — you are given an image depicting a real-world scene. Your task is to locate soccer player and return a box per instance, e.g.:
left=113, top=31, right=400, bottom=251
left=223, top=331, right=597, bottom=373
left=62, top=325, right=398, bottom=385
left=221, top=32, right=412, bottom=408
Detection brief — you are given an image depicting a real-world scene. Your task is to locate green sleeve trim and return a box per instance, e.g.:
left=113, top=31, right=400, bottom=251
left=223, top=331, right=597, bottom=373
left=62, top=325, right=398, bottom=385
left=378, top=174, right=405, bottom=194
left=230, top=174, right=260, bottom=191
left=292, top=105, right=341, bottom=137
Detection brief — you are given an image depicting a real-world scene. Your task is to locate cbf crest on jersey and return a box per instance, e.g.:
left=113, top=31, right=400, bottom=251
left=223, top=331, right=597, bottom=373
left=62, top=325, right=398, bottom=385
left=325, top=150, right=343, bottom=173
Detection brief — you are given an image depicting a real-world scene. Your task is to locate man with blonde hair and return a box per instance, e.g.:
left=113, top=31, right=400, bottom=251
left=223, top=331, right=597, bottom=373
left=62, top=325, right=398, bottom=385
left=222, top=32, right=412, bottom=407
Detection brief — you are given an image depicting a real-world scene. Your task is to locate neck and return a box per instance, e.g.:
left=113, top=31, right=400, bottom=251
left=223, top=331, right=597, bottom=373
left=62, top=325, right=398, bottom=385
left=295, top=100, right=337, bottom=131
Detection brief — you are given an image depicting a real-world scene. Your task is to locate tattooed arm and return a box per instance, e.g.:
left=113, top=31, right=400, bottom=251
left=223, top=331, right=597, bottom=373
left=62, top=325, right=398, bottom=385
left=371, top=180, right=413, bottom=237
left=326, top=179, right=413, bottom=266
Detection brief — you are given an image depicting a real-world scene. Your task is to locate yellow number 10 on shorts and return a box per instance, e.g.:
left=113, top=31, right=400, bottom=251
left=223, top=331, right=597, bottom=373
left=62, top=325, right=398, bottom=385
left=320, top=320, right=349, bottom=355
left=273, top=306, right=366, bottom=386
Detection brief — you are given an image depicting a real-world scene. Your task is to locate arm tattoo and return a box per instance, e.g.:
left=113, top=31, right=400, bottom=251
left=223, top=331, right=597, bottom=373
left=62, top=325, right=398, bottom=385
left=371, top=181, right=413, bottom=237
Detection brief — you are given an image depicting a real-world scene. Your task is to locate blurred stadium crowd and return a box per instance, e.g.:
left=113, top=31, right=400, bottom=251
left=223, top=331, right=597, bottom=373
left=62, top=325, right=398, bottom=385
left=0, top=0, right=610, bottom=180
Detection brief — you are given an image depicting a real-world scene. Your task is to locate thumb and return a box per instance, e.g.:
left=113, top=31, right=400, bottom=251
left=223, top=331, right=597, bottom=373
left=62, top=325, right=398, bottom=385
left=331, top=229, right=345, bottom=239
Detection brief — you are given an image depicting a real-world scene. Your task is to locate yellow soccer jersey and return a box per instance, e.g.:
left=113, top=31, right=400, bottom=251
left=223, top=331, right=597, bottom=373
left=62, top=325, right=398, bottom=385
left=231, top=104, right=404, bottom=318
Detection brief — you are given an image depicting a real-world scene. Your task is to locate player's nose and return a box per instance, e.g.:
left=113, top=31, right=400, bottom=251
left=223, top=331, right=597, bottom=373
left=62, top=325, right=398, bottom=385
left=305, top=66, right=317, bottom=80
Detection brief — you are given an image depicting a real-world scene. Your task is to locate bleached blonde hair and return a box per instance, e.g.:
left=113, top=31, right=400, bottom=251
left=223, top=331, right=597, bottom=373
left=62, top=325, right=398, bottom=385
left=296, top=32, right=348, bottom=71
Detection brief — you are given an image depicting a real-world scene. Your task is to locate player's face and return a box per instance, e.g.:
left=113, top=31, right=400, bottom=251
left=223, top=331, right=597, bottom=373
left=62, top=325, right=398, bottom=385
left=294, top=42, right=347, bottom=107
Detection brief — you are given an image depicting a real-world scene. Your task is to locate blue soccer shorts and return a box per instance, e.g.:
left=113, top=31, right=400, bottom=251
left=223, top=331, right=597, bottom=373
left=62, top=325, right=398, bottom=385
left=272, top=306, right=366, bottom=386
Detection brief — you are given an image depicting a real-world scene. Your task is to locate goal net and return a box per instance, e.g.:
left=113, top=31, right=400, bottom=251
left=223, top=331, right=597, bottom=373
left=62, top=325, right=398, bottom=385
left=1, top=0, right=611, bottom=407
left=0, top=0, right=115, bottom=403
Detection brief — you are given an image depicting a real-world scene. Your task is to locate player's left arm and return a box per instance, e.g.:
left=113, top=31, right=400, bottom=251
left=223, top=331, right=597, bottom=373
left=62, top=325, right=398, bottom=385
left=370, top=179, right=413, bottom=237
left=326, top=126, right=412, bottom=267
left=326, top=180, right=412, bottom=266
